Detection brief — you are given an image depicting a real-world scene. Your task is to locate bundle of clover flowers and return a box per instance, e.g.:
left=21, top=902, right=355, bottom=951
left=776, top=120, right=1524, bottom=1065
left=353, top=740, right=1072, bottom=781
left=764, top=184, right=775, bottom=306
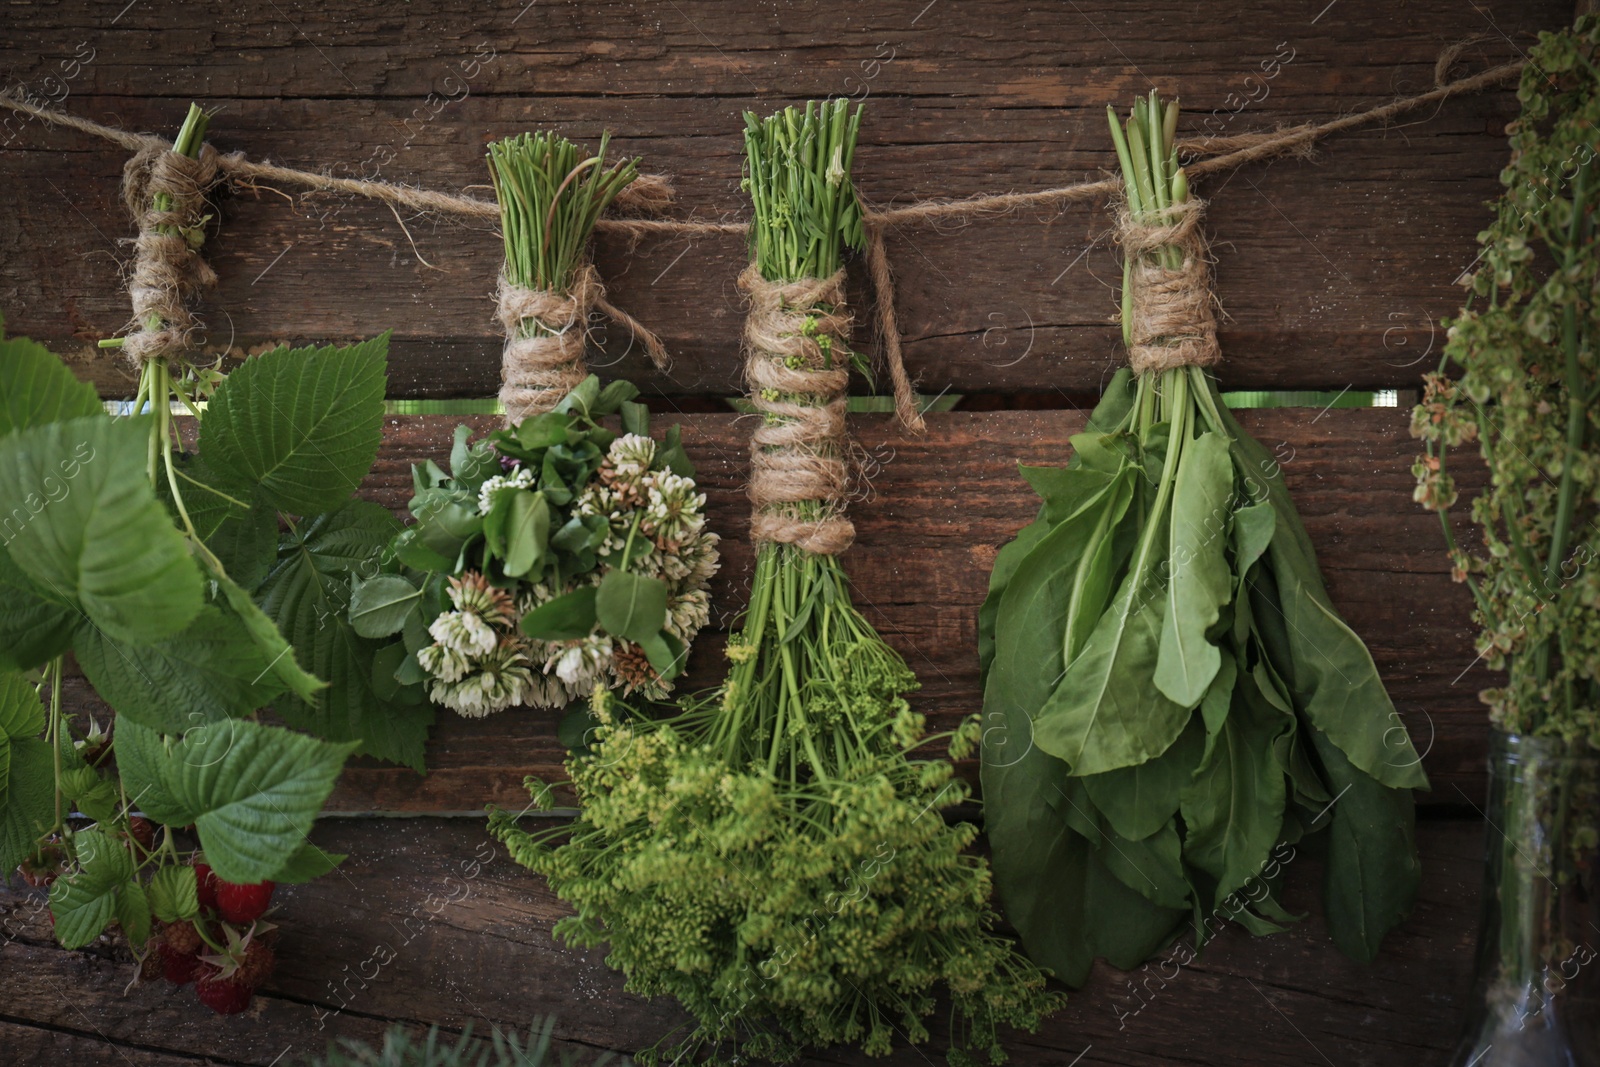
left=364, top=132, right=718, bottom=719
left=397, top=387, right=720, bottom=718
left=489, top=100, right=1061, bottom=1066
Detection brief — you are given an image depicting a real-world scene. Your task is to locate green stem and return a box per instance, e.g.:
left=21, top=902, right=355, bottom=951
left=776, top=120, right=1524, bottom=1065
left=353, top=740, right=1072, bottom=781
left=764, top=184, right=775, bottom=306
left=49, top=657, right=64, bottom=834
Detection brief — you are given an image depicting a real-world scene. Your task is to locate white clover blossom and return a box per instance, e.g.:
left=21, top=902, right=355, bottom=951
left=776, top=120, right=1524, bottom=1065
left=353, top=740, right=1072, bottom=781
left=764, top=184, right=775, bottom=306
left=476, top=466, right=536, bottom=515
left=417, top=643, right=470, bottom=684
left=429, top=610, right=497, bottom=657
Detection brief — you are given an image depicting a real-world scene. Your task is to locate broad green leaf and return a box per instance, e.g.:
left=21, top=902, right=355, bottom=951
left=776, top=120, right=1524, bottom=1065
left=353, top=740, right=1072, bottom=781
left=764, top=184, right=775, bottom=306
left=214, top=571, right=327, bottom=704
left=1154, top=431, right=1233, bottom=707
left=976, top=506, right=1048, bottom=682
left=513, top=412, right=571, bottom=451
left=393, top=526, right=456, bottom=573
left=1309, top=727, right=1420, bottom=963
left=115, top=879, right=151, bottom=946
left=73, top=604, right=287, bottom=733
left=147, top=864, right=199, bottom=922
left=656, top=424, right=694, bottom=479
left=270, top=841, right=347, bottom=884
left=596, top=379, right=641, bottom=416
left=1179, top=694, right=1287, bottom=908
left=449, top=424, right=499, bottom=490
left=596, top=570, right=668, bottom=644
left=197, top=334, right=388, bottom=515
left=1034, top=574, right=1193, bottom=776
left=1095, top=818, right=1190, bottom=911
left=348, top=574, right=422, bottom=638
left=0, top=738, right=54, bottom=873
left=0, top=416, right=203, bottom=643
left=503, top=490, right=550, bottom=578
left=109, top=716, right=190, bottom=825
left=159, top=718, right=357, bottom=884
left=0, top=546, right=75, bottom=670
left=0, top=671, right=45, bottom=741
left=0, top=335, right=104, bottom=436
left=49, top=828, right=133, bottom=949
left=620, top=400, right=650, bottom=437
left=520, top=585, right=598, bottom=641
left=261, top=514, right=432, bottom=770
left=1081, top=713, right=1204, bottom=841
left=1271, top=538, right=1429, bottom=791
left=1231, top=501, right=1275, bottom=577
left=639, top=629, right=686, bottom=680
left=162, top=454, right=277, bottom=591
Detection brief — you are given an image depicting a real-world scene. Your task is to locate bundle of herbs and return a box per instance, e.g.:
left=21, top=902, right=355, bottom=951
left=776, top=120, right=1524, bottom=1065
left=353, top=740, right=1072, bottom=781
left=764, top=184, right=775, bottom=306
left=979, top=92, right=1428, bottom=988
left=490, top=100, right=1060, bottom=1065
left=361, top=374, right=718, bottom=719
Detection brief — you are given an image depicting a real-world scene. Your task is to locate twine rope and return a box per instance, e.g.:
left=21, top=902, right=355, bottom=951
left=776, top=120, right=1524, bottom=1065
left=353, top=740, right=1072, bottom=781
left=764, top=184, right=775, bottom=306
left=119, top=142, right=230, bottom=364
left=0, top=55, right=1525, bottom=423
left=738, top=265, right=856, bottom=556
left=1117, top=199, right=1220, bottom=374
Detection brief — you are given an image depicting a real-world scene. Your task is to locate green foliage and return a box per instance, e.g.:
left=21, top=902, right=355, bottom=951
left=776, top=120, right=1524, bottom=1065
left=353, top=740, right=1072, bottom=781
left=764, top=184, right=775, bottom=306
left=114, top=715, right=355, bottom=884
left=259, top=502, right=434, bottom=771
left=0, top=415, right=204, bottom=644
left=0, top=334, right=103, bottom=435
left=981, top=93, right=1426, bottom=988
left=48, top=827, right=135, bottom=949
left=1413, top=18, right=1600, bottom=744
left=199, top=334, right=389, bottom=515
left=302, top=1017, right=615, bottom=1067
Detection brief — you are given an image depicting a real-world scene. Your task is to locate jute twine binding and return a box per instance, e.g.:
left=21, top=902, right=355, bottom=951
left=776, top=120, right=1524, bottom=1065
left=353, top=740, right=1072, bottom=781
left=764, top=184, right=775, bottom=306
left=0, top=49, right=1525, bottom=419
left=496, top=261, right=671, bottom=423
left=119, top=142, right=233, bottom=365
left=1116, top=198, right=1220, bottom=374
left=738, top=264, right=856, bottom=556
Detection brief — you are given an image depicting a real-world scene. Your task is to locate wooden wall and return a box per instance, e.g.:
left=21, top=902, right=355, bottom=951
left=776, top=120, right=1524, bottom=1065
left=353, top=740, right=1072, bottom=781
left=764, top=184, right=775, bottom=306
left=0, top=1, right=1572, bottom=1063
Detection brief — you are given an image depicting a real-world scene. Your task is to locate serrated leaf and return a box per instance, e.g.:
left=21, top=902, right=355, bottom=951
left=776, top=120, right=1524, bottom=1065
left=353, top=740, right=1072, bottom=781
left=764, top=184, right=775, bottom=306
left=0, top=335, right=104, bottom=436
left=0, top=416, right=203, bottom=643
left=596, top=570, right=668, bottom=644
left=156, top=718, right=356, bottom=884
left=0, top=671, right=45, bottom=741
left=49, top=828, right=133, bottom=949
left=198, top=334, right=389, bottom=515
left=73, top=604, right=287, bottom=733
left=109, top=716, right=190, bottom=826
left=349, top=574, right=422, bottom=638
left=0, top=738, right=54, bottom=873
left=260, top=508, right=432, bottom=770
left=147, top=864, right=199, bottom=922
left=114, top=879, right=151, bottom=947
left=0, top=546, right=76, bottom=671
left=270, top=841, right=346, bottom=884
left=214, top=572, right=327, bottom=704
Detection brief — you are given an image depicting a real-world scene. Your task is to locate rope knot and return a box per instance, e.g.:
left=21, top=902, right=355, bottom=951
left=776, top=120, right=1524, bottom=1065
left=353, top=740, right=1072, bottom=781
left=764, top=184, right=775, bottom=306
left=739, top=264, right=856, bottom=556
left=1115, top=198, right=1221, bottom=375
left=120, top=142, right=227, bottom=364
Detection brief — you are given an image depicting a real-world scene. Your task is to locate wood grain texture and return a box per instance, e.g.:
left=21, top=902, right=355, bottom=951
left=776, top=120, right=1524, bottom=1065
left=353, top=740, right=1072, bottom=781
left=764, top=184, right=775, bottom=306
left=0, top=0, right=1567, bottom=399
left=0, top=815, right=1490, bottom=1066
left=57, top=408, right=1492, bottom=814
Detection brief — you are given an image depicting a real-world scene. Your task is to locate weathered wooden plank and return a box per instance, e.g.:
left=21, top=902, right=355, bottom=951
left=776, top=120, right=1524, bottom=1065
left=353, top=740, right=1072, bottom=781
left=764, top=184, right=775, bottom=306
left=0, top=815, right=1490, bottom=1065
left=55, top=408, right=1491, bottom=813
left=0, top=0, right=1565, bottom=397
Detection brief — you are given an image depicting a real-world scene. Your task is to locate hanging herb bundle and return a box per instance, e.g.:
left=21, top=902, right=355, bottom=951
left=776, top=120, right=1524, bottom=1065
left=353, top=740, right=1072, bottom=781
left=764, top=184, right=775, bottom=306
left=489, top=130, right=657, bottom=423
left=490, top=100, right=1060, bottom=1066
left=0, top=104, right=410, bottom=1013
left=978, top=92, right=1429, bottom=988
left=367, top=374, right=719, bottom=718
left=354, top=132, right=720, bottom=719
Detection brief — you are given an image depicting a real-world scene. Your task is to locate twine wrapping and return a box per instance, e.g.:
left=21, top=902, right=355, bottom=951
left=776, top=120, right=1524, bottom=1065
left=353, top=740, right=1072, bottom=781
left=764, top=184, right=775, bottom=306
left=119, top=142, right=229, bottom=364
left=496, top=261, right=672, bottom=423
left=1116, top=198, right=1220, bottom=375
left=497, top=264, right=600, bottom=422
left=739, top=264, right=856, bottom=556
